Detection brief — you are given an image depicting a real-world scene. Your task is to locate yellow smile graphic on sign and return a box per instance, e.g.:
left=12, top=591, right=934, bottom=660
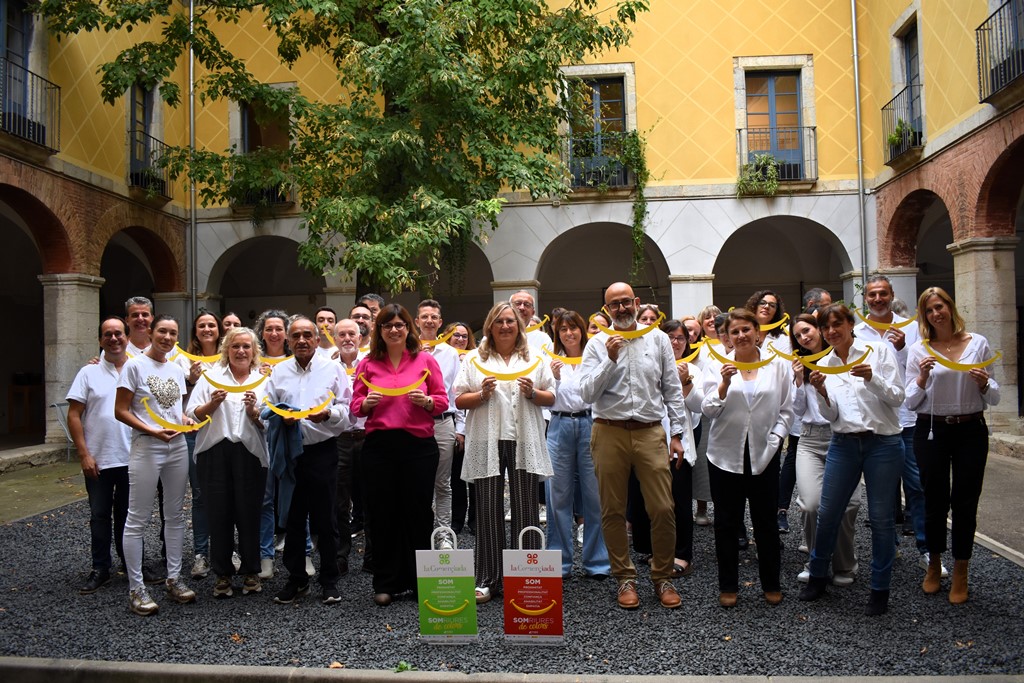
left=423, top=599, right=470, bottom=616
left=510, top=599, right=557, bottom=616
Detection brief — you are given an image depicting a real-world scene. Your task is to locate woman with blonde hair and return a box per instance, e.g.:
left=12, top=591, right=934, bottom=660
left=455, top=302, right=555, bottom=604
left=906, top=287, right=1000, bottom=603
left=187, top=326, right=269, bottom=598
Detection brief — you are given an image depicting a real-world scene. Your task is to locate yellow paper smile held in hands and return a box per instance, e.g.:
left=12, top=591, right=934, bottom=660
left=421, top=329, right=455, bottom=348
left=172, top=345, right=220, bottom=364
left=768, top=342, right=833, bottom=363
left=854, top=309, right=918, bottom=331
left=201, top=371, right=267, bottom=393
left=358, top=370, right=431, bottom=396
left=263, top=392, right=335, bottom=419
left=471, top=357, right=542, bottom=381
left=588, top=313, right=663, bottom=340
left=141, top=397, right=210, bottom=433
left=705, top=342, right=776, bottom=371
left=542, top=345, right=582, bottom=366
left=800, top=347, right=873, bottom=374
left=525, top=315, right=550, bottom=334
left=922, top=340, right=1001, bottom=372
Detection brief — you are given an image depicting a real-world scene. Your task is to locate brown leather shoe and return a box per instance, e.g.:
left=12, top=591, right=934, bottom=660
left=655, top=580, right=681, bottom=608
left=764, top=591, right=783, bottom=605
left=616, top=579, right=640, bottom=609
left=719, top=591, right=738, bottom=608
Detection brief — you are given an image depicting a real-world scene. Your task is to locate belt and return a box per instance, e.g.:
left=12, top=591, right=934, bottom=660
left=935, top=412, right=984, bottom=425
left=341, top=429, right=366, bottom=439
left=594, top=417, right=660, bottom=430
left=434, top=412, right=456, bottom=421
left=551, top=410, right=591, bottom=418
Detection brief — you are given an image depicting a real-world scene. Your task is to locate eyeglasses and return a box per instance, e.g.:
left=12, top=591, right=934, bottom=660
left=606, top=298, right=635, bottom=311
left=494, top=319, right=518, bottom=328
left=758, top=300, right=778, bottom=310
left=511, top=300, right=534, bottom=309
left=668, top=335, right=688, bottom=343
left=351, top=314, right=372, bottom=321
left=451, top=333, right=469, bottom=340
left=381, top=322, right=407, bottom=332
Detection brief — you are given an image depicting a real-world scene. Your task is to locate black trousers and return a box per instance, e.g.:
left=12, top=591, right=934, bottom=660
left=708, top=444, right=782, bottom=593
left=914, top=416, right=988, bottom=560
left=84, top=465, right=129, bottom=572
left=283, top=438, right=339, bottom=587
left=335, top=431, right=365, bottom=562
left=197, top=441, right=267, bottom=577
left=364, top=430, right=439, bottom=595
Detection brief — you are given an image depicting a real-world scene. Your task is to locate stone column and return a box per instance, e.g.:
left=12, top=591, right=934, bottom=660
left=669, top=274, right=714, bottom=319
left=152, top=292, right=191, bottom=329
left=839, top=269, right=864, bottom=309
left=875, top=267, right=919, bottom=313
left=947, top=236, right=1019, bottom=429
left=491, top=280, right=541, bottom=308
left=38, top=273, right=104, bottom=444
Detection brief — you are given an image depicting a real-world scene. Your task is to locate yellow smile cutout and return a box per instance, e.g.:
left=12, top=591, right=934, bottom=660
left=760, top=313, right=790, bottom=333
left=262, top=392, right=335, bottom=419
left=141, top=397, right=210, bottom=433
left=261, top=355, right=293, bottom=366
left=421, top=329, right=455, bottom=348
left=542, top=345, right=582, bottom=366
left=471, top=357, right=542, bottom=381
left=800, top=347, right=873, bottom=374
left=172, top=345, right=220, bottom=364
left=768, top=343, right=833, bottom=363
left=422, top=599, right=470, bottom=616
left=854, top=309, right=918, bottom=331
left=705, top=342, right=776, bottom=371
left=358, top=370, right=431, bottom=396
left=588, top=313, right=663, bottom=340
left=525, top=315, right=550, bottom=334
left=201, top=372, right=267, bottom=393
left=922, top=340, right=1001, bottom=372
left=510, top=599, right=557, bottom=616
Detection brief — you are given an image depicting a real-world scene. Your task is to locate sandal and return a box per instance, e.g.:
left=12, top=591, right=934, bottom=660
left=672, top=561, right=694, bottom=577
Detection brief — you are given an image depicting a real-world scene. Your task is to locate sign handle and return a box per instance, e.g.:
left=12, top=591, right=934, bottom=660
left=430, top=526, right=458, bottom=550
left=517, top=525, right=546, bottom=550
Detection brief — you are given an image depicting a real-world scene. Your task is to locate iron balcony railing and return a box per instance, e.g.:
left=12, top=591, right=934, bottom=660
left=881, top=84, right=924, bottom=164
left=564, top=132, right=631, bottom=189
left=977, top=0, right=1024, bottom=101
left=129, top=130, right=171, bottom=197
left=735, top=126, right=818, bottom=181
left=0, top=57, right=60, bottom=152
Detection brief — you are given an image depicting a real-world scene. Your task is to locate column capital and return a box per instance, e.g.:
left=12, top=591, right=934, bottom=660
left=947, top=236, right=1020, bottom=256
left=668, top=273, right=715, bottom=284
left=37, top=273, right=105, bottom=289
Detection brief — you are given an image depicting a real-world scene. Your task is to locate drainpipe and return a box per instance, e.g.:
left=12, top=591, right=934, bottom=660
left=188, top=0, right=198, bottom=321
left=851, top=0, right=870, bottom=297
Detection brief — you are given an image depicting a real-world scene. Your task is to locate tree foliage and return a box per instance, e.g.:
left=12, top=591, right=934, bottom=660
left=36, top=0, right=649, bottom=293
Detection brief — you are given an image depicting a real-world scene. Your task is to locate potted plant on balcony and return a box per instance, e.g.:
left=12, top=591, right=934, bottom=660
left=887, top=118, right=923, bottom=158
left=736, top=153, right=780, bottom=197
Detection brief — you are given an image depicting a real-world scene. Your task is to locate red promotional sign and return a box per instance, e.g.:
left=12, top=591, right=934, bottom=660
left=502, top=527, right=563, bottom=645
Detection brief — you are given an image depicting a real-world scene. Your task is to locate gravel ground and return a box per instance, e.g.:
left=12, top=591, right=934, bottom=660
left=1, top=494, right=1022, bottom=677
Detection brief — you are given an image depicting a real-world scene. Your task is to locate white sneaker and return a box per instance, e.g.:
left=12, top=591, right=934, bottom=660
left=832, top=573, right=855, bottom=587
left=798, top=543, right=809, bottom=554
left=232, top=552, right=242, bottom=572
left=258, top=558, right=275, bottom=579
left=128, top=587, right=159, bottom=616
left=576, top=524, right=585, bottom=546
left=305, top=555, right=315, bottom=577
left=439, top=537, right=454, bottom=551
left=919, top=552, right=948, bottom=578
left=190, top=554, right=210, bottom=579
left=797, top=569, right=810, bottom=583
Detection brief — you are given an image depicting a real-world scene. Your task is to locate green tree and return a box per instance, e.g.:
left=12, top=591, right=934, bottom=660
left=37, top=0, right=649, bottom=294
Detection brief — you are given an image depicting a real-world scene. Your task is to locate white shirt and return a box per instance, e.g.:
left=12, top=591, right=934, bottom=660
left=66, top=358, right=131, bottom=470
left=338, top=350, right=368, bottom=431
left=814, top=339, right=905, bottom=435
left=264, top=354, right=353, bottom=445
left=700, top=352, right=794, bottom=475
left=793, top=381, right=830, bottom=426
left=579, top=327, right=688, bottom=438
left=905, top=335, right=1001, bottom=416
left=117, top=354, right=187, bottom=438
left=422, top=342, right=461, bottom=417
left=854, top=312, right=919, bottom=428
left=186, top=364, right=270, bottom=468
left=550, top=361, right=587, bottom=413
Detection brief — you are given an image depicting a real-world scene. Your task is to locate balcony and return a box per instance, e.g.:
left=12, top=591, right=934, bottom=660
left=882, top=85, right=924, bottom=166
left=0, top=57, right=60, bottom=157
left=977, top=0, right=1024, bottom=105
left=129, top=130, right=171, bottom=200
left=564, top=132, right=632, bottom=191
left=735, top=126, right=818, bottom=194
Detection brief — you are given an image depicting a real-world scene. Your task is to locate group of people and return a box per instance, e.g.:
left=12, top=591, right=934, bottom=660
left=67, top=276, right=998, bottom=618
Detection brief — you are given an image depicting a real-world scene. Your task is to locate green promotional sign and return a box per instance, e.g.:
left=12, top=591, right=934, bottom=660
left=416, top=530, right=477, bottom=643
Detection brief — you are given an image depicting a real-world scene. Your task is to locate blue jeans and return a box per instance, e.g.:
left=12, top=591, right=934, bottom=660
left=84, top=465, right=129, bottom=572
left=900, top=426, right=927, bottom=554
left=185, top=432, right=209, bottom=558
left=544, top=414, right=610, bottom=577
left=809, top=432, right=903, bottom=591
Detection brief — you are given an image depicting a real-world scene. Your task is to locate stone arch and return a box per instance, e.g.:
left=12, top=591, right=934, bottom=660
left=89, top=203, right=185, bottom=291
left=536, top=221, right=671, bottom=315
left=884, top=189, right=950, bottom=269
left=0, top=183, right=72, bottom=273
left=712, top=215, right=852, bottom=311
left=975, top=134, right=1024, bottom=240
